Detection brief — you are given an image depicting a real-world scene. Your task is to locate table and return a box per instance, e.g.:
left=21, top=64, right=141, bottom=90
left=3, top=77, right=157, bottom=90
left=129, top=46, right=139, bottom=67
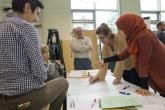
left=67, top=70, right=165, bottom=110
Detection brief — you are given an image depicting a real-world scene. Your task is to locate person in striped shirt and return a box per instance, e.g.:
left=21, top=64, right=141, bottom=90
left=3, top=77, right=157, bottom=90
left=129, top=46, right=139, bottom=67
left=0, top=0, right=68, bottom=110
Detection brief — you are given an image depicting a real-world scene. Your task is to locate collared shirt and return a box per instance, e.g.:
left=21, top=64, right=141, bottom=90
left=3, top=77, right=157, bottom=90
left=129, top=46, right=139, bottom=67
left=0, top=10, right=47, bottom=96
left=71, top=37, right=92, bottom=58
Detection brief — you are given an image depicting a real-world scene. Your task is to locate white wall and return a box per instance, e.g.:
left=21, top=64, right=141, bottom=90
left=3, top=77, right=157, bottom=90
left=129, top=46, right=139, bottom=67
left=0, top=0, right=72, bottom=44
left=119, top=0, right=140, bottom=15
left=0, top=0, right=11, bottom=19
left=41, top=0, right=72, bottom=44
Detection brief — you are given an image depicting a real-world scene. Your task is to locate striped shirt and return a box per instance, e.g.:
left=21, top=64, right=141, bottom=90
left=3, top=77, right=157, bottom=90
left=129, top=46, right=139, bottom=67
left=0, top=10, right=47, bottom=96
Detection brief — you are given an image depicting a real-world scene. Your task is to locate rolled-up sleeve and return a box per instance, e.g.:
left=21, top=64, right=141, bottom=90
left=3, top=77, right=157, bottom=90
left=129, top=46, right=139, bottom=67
left=118, top=49, right=130, bottom=60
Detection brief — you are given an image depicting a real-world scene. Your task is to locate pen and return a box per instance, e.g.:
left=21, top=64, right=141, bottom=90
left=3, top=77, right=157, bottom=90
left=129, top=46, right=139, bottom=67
left=98, top=99, right=101, bottom=108
left=91, top=99, right=96, bottom=108
left=70, top=100, right=76, bottom=108
left=123, top=85, right=130, bottom=90
left=70, top=102, right=72, bottom=108
left=88, top=72, right=90, bottom=77
left=72, top=101, right=75, bottom=108
left=119, top=91, right=130, bottom=95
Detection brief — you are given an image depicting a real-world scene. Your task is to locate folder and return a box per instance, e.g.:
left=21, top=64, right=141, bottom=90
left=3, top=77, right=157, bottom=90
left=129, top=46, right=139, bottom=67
left=68, top=70, right=89, bottom=78
left=100, top=96, right=142, bottom=109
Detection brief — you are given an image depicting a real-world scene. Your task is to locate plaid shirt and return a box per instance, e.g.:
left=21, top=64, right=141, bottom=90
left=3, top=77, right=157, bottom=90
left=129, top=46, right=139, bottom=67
left=0, top=10, right=47, bottom=96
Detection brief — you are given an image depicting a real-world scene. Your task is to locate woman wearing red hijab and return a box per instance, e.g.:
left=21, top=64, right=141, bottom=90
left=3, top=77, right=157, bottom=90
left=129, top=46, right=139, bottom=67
left=100, top=13, right=165, bottom=96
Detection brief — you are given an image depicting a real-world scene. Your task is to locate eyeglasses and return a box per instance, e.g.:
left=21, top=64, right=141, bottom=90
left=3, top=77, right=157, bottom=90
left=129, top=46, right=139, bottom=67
left=98, top=34, right=106, bottom=41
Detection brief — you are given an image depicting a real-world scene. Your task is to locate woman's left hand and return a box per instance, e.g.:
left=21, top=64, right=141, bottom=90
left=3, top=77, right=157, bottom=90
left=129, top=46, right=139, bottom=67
left=113, top=78, right=121, bottom=85
left=135, top=88, right=151, bottom=96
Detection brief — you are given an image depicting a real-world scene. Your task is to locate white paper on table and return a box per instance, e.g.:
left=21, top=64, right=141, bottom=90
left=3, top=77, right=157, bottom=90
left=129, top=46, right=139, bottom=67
left=67, top=92, right=116, bottom=110
left=68, top=70, right=88, bottom=78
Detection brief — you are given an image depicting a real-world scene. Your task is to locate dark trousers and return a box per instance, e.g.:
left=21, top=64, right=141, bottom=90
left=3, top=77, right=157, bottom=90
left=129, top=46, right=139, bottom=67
left=74, top=58, right=92, bottom=70
left=122, top=68, right=149, bottom=90
left=0, top=77, right=68, bottom=110
left=160, top=93, right=165, bottom=98
left=122, top=68, right=142, bottom=87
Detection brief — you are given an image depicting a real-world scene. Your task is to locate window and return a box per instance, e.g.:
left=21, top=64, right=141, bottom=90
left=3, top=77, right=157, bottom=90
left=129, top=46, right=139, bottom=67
left=73, top=12, right=94, bottom=20
left=160, top=0, right=165, bottom=10
left=140, top=0, right=165, bottom=31
left=73, top=23, right=94, bottom=30
left=71, top=0, right=119, bottom=30
left=140, top=0, right=158, bottom=11
left=94, top=0, right=117, bottom=10
left=96, top=11, right=118, bottom=32
left=71, top=0, right=95, bottom=10
left=161, top=13, right=165, bottom=21
left=71, top=0, right=119, bottom=60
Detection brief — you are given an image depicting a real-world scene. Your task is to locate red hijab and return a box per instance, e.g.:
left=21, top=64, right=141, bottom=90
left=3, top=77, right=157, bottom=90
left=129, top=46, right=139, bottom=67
left=116, top=13, right=147, bottom=54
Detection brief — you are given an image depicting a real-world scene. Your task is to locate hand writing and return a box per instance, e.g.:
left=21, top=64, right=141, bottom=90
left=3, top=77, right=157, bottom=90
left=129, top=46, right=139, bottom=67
left=89, top=76, right=99, bottom=84
left=113, top=78, right=121, bottom=85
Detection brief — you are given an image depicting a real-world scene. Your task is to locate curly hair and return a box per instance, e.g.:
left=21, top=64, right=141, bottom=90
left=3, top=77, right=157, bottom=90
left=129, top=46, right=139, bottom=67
left=96, top=23, right=114, bottom=39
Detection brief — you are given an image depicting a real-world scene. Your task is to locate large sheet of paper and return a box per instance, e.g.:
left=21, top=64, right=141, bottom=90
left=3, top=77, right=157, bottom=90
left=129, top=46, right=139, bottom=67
left=68, top=70, right=112, bottom=78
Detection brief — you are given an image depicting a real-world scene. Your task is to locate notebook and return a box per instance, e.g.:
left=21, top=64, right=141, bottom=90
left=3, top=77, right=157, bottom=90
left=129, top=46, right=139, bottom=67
left=100, top=96, right=142, bottom=109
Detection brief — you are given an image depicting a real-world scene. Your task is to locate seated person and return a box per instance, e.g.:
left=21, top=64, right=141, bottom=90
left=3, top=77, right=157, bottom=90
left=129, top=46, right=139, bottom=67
left=0, top=0, right=68, bottom=110
left=41, top=44, right=64, bottom=81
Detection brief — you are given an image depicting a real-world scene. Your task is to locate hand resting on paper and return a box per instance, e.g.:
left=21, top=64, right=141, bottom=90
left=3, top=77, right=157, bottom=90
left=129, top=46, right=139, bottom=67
left=113, top=78, right=121, bottom=85
left=135, top=88, right=151, bottom=96
left=89, top=76, right=99, bottom=84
